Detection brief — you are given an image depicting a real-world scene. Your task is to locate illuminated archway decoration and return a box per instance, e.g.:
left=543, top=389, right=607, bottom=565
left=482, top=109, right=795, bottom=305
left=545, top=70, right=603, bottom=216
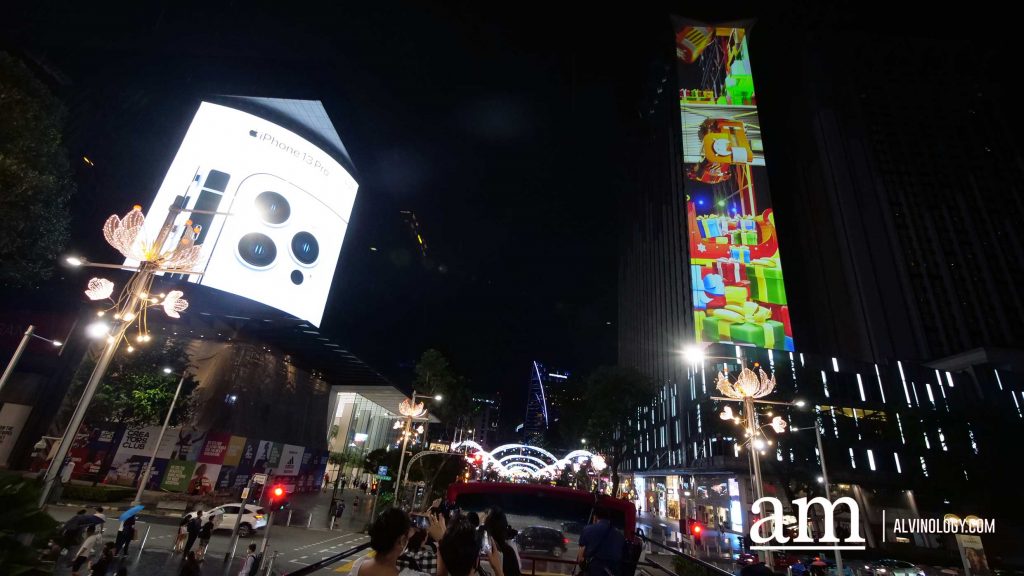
left=451, top=442, right=606, bottom=479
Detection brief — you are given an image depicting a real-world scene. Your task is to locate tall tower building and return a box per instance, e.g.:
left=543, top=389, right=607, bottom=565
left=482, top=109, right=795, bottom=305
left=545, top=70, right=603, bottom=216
left=522, top=361, right=569, bottom=445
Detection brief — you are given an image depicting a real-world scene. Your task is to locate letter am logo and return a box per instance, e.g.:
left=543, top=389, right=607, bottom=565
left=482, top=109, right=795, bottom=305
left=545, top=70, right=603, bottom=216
left=750, top=497, right=867, bottom=550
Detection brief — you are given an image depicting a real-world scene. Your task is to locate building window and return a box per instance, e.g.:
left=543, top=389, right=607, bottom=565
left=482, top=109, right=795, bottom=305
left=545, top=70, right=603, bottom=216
left=875, top=364, right=887, bottom=404
left=867, top=449, right=876, bottom=471
left=920, top=456, right=928, bottom=477
left=856, top=374, right=866, bottom=402
left=894, top=452, right=902, bottom=473
left=848, top=447, right=856, bottom=469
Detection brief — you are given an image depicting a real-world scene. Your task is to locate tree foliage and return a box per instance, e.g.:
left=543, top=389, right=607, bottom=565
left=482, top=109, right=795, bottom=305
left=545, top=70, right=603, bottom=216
left=77, top=338, right=197, bottom=427
left=576, top=366, right=659, bottom=496
left=0, top=52, right=75, bottom=287
left=413, top=349, right=470, bottom=435
left=0, top=473, right=60, bottom=575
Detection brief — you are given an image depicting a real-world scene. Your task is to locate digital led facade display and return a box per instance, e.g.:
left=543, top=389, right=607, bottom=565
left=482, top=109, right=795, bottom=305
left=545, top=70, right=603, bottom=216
left=132, top=101, right=358, bottom=327
left=676, top=20, right=794, bottom=351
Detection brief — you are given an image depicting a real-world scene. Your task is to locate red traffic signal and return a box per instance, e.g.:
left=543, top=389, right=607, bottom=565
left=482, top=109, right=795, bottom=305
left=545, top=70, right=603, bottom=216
left=691, top=524, right=702, bottom=535
left=272, top=485, right=285, bottom=498
left=691, top=522, right=703, bottom=544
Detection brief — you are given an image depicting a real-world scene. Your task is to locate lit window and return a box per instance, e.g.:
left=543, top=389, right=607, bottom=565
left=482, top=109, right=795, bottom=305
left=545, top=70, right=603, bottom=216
left=896, top=413, right=906, bottom=444
left=994, top=369, right=1003, bottom=390
left=925, top=384, right=935, bottom=407
left=821, top=371, right=830, bottom=398
left=938, top=429, right=948, bottom=451
left=875, top=364, right=887, bottom=404
left=968, top=428, right=978, bottom=454
left=894, top=452, right=902, bottom=473
left=856, top=374, right=866, bottom=402
left=832, top=357, right=839, bottom=372
left=867, top=449, right=876, bottom=471
left=945, top=372, right=955, bottom=388
left=920, top=456, right=928, bottom=477
left=849, top=448, right=856, bottom=468
left=898, top=361, right=911, bottom=406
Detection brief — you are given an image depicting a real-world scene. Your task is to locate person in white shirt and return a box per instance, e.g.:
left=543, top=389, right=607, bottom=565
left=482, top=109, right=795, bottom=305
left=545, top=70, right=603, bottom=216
left=239, top=543, right=258, bottom=575
left=71, top=525, right=99, bottom=575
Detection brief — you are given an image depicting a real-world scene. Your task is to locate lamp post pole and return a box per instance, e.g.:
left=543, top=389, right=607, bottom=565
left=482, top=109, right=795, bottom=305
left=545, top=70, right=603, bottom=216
left=133, top=370, right=187, bottom=505
left=0, top=325, right=65, bottom=396
left=393, top=392, right=417, bottom=506
left=813, top=420, right=843, bottom=576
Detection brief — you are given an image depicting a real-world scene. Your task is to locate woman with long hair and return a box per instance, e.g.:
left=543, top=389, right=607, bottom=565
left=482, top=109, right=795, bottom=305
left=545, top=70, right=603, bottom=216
left=482, top=508, right=521, bottom=576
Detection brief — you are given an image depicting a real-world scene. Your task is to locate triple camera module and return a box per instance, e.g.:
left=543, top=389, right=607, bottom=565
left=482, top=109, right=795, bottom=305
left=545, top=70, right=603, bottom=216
left=236, top=191, right=320, bottom=284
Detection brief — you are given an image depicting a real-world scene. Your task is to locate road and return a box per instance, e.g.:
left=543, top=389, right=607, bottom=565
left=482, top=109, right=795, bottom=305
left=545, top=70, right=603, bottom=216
left=48, top=488, right=376, bottom=575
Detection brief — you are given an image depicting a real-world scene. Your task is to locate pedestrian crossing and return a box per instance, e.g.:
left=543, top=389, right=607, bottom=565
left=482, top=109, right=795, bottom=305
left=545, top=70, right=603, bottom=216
left=281, top=532, right=369, bottom=571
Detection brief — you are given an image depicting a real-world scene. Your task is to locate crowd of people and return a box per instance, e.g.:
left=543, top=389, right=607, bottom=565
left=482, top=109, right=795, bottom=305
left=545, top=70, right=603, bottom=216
left=350, top=501, right=627, bottom=576
left=52, top=506, right=133, bottom=576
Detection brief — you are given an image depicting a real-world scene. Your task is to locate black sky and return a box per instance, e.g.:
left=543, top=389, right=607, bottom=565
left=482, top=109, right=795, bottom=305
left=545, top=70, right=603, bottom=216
left=1, top=3, right=672, bottom=426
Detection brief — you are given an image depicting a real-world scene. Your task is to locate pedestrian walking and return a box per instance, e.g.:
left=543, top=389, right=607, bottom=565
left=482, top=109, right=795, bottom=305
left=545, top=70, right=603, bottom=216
left=323, top=473, right=331, bottom=492
left=238, top=543, right=258, bottom=576
left=71, top=525, right=99, bottom=575
left=180, top=550, right=202, bottom=576
left=334, top=499, right=346, bottom=528
left=183, top=512, right=202, bottom=554
left=114, top=516, right=136, bottom=557
left=353, top=496, right=360, bottom=511
left=197, top=517, right=214, bottom=559
left=89, top=543, right=116, bottom=576
left=173, top=513, right=188, bottom=553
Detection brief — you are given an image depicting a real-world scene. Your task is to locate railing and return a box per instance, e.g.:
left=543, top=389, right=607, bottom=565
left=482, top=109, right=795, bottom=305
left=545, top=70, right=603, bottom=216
left=634, top=531, right=734, bottom=576
left=281, top=541, right=370, bottom=576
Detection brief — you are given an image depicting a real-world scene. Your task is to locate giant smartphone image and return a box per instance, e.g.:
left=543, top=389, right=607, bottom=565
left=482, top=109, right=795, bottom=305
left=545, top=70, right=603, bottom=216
left=133, top=100, right=358, bottom=327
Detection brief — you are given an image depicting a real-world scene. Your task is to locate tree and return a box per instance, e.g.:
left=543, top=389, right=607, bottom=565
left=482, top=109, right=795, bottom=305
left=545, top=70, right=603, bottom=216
left=579, top=366, right=658, bottom=497
left=413, top=349, right=470, bottom=439
left=0, top=473, right=60, bottom=575
left=69, top=337, right=197, bottom=428
left=0, top=52, right=75, bottom=287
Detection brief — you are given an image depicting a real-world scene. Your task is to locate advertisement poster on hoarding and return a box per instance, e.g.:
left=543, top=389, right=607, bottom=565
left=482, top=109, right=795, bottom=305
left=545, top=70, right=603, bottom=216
left=216, top=466, right=237, bottom=491
left=70, top=425, right=122, bottom=481
left=103, top=426, right=161, bottom=487
left=171, top=426, right=208, bottom=461
left=186, top=462, right=221, bottom=495
left=161, top=460, right=196, bottom=492
left=266, top=442, right=284, bottom=470
left=198, top=431, right=232, bottom=464
left=278, top=444, right=304, bottom=476
left=223, top=435, right=247, bottom=467
left=131, top=100, right=358, bottom=327
left=675, top=19, right=793, bottom=351
left=956, top=534, right=991, bottom=576
left=0, top=403, right=32, bottom=467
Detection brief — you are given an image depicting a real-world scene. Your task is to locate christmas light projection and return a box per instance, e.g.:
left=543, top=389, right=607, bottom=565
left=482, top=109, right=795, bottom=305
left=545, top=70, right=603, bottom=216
left=83, top=205, right=201, bottom=351
left=453, top=441, right=607, bottom=479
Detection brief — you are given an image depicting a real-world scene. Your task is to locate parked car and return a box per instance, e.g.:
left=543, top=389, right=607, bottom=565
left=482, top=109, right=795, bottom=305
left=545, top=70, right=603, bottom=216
left=561, top=521, right=584, bottom=535
left=185, top=503, right=267, bottom=537
left=516, top=526, right=569, bottom=558
left=735, top=552, right=758, bottom=567
left=860, top=560, right=926, bottom=576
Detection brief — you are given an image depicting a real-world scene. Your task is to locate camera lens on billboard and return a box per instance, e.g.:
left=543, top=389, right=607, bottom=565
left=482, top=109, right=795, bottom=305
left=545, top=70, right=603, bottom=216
left=291, top=232, right=319, bottom=265
left=255, top=191, right=291, bottom=225
left=238, top=232, right=277, bottom=268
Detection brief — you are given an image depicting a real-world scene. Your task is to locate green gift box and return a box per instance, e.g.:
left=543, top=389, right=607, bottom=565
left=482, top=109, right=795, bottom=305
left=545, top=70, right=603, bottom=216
left=741, top=230, right=758, bottom=245
left=748, top=265, right=787, bottom=305
left=702, top=316, right=734, bottom=343
left=729, top=229, right=742, bottom=245
left=729, top=320, right=786, bottom=349
left=715, top=236, right=729, bottom=245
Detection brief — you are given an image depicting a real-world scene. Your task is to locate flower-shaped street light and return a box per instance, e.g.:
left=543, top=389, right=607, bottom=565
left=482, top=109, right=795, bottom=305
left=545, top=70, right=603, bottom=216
left=40, top=205, right=205, bottom=508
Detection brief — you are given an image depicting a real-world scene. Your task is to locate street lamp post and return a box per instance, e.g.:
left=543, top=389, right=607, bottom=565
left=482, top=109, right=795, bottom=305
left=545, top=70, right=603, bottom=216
left=39, top=205, right=203, bottom=508
left=393, top=392, right=441, bottom=507
left=0, top=325, right=64, bottom=396
left=132, top=367, right=188, bottom=505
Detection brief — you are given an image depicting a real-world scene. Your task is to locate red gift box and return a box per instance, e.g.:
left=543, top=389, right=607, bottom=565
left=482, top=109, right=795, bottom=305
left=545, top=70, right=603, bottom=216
left=762, top=303, right=792, bottom=336
left=715, top=258, right=748, bottom=285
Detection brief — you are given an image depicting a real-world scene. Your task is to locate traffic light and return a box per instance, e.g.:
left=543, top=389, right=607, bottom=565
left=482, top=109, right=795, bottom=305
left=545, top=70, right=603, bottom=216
left=268, top=484, right=290, bottom=511
left=691, top=522, right=703, bottom=545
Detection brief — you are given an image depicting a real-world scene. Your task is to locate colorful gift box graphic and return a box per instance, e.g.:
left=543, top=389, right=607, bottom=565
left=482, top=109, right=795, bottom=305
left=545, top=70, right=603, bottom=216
left=741, top=230, right=758, bottom=245
left=729, top=229, right=742, bottom=245
left=762, top=303, right=792, bottom=336
left=738, top=218, right=756, bottom=231
left=725, top=284, right=749, bottom=305
left=697, top=216, right=730, bottom=238
left=729, top=246, right=751, bottom=263
left=715, top=236, right=729, bottom=245
left=701, top=303, right=785, bottom=348
left=730, top=319, right=785, bottom=348
left=714, top=258, right=747, bottom=284
left=748, top=262, right=787, bottom=305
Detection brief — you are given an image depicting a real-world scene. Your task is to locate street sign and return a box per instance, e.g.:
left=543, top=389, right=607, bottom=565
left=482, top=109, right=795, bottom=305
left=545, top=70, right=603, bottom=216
left=377, top=475, right=392, bottom=481
left=253, top=473, right=268, bottom=485
left=377, top=466, right=388, bottom=476
left=241, top=487, right=250, bottom=499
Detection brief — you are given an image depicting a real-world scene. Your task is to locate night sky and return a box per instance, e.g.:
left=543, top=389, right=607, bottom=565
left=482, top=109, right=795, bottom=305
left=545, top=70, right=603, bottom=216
left=1, top=3, right=672, bottom=426
left=3, top=1, right=967, bottom=428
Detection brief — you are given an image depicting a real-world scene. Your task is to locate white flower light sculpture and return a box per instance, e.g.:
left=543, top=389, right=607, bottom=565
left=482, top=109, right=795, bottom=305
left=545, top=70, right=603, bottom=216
left=85, top=278, right=115, bottom=300
left=716, top=367, right=776, bottom=400
left=85, top=205, right=201, bottom=350
left=399, top=398, right=428, bottom=418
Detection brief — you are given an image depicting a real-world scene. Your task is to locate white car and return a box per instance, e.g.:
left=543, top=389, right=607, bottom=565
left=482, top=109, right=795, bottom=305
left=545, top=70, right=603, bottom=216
left=186, top=503, right=267, bottom=537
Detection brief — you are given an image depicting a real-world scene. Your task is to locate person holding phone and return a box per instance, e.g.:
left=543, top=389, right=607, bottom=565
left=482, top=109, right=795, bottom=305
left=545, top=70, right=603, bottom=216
left=349, top=508, right=431, bottom=576
left=398, top=513, right=445, bottom=575
left=439, top=517, right=504, bottom=576
left=482, top=508, right=521, bottom=576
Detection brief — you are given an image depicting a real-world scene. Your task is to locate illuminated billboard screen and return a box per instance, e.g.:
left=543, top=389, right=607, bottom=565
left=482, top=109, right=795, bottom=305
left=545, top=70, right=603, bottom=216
left=676, top=20, right=794, bottom=351
left=132, top=101, right=358, bottom=327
